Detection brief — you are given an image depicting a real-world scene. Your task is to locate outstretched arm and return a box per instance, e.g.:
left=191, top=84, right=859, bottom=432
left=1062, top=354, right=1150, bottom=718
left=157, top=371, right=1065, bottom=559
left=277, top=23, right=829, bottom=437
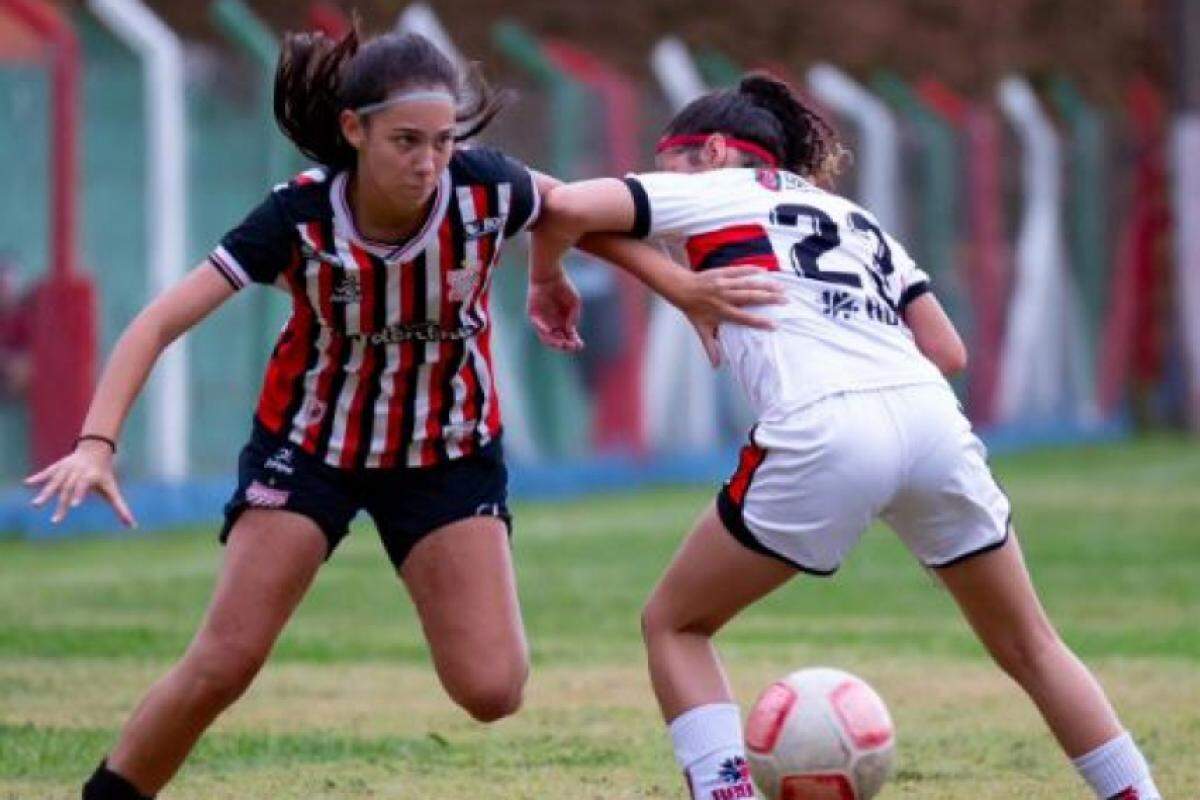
left=531, top=178, right=783, bottom=364
left=25, top=264, right=236, bottom=525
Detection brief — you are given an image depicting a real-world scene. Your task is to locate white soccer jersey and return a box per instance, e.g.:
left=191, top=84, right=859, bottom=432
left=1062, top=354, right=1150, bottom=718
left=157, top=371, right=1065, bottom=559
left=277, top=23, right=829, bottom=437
left=625, top=168, right=948, bottom=421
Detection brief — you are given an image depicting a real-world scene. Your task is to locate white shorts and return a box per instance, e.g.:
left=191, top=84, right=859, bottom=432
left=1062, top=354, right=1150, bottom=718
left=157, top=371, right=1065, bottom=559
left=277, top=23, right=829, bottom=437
left=717, top=383, right=1010, bottom=574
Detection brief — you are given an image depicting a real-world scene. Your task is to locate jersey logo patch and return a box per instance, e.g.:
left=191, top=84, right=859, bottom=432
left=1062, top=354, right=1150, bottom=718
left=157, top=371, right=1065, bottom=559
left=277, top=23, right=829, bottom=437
left=331, top=275, right=362, bottom=304
left=299, top=242, right=342, bottom=266
left=264, top=446, right=295, bottom=475
left=299, top=397, right=327, bottom=426
left=448, top=262, right=482, bottom=302
left=464, top=216, right=503, bottom=239
left=756, top=169, right=781, bottom=191
left=346, top=320, right=482, bottom=345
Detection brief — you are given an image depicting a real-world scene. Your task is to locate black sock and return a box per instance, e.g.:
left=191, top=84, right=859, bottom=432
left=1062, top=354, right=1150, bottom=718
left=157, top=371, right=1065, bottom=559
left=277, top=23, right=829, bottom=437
left=82, top=760, right=154, bottom=800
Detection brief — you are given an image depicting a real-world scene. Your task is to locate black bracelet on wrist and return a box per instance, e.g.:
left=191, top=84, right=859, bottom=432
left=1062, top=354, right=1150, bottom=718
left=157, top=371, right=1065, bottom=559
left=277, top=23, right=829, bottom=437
left=74, top=434, right=117, bottom=454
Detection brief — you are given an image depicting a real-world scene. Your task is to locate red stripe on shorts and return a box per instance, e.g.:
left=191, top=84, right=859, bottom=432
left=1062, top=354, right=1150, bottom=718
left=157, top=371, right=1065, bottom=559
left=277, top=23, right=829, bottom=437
left=727, top=433, right=767, bottom=506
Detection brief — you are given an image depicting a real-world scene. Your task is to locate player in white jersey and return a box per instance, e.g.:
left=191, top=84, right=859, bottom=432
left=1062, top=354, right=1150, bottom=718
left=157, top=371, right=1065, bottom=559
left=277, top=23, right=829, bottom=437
left=533, top=73, right=1161, bottom=800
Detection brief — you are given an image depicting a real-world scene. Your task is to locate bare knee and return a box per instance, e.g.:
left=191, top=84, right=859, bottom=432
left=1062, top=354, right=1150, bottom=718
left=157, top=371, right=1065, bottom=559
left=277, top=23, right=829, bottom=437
left=181, top=633, right=270, bottom=710
left=641, top=597, right=671, bottom=643
left=642, top=592, right=721, bottom=644
left=445, top=655, right=528, bottom=723
left=987, top=619, right=1065, bottom=687
left=458, top=680, right=524, bottom=723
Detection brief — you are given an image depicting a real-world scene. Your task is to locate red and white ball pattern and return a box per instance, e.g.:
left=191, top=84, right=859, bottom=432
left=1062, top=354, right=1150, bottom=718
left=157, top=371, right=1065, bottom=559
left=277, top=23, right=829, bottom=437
left=745, top=668, right=895, bottom=800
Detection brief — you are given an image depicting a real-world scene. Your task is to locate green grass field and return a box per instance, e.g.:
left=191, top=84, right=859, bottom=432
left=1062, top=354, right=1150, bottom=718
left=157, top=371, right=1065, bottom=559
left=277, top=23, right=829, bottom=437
left=1, top=437, right=1198, bottom=799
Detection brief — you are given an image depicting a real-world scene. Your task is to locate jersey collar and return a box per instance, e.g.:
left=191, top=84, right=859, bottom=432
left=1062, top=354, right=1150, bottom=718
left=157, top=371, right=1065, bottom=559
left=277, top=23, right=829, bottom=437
left=330, top=168, right=451, bottom=262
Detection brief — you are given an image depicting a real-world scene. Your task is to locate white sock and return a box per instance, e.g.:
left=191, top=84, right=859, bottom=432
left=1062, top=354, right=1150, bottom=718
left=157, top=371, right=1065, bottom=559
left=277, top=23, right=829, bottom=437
left=669, top=703, right=756, bottom=800
left=1072, top=731, right=1161, bottom=799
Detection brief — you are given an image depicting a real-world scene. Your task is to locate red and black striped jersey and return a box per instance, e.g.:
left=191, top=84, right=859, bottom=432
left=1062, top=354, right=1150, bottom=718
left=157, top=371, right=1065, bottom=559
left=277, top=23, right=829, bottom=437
left=208, top=147, right=539, bottom=469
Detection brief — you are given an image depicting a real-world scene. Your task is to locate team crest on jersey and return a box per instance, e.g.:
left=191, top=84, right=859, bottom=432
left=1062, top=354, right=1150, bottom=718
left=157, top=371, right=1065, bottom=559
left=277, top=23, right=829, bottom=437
left=299, top=397, right=327, bottom=426
left=331, top=275, right=362, bottom=304
left=755, top=169, right=781, bottom=191
left=464, top=216, right=503, bottom=240
left=299, top=242, right=342, bottom=266
left=448, top=261, right=482, bottom=302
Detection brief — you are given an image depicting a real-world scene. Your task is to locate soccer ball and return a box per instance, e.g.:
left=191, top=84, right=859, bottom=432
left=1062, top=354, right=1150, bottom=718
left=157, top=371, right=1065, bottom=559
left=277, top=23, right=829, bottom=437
left=744, top=667, right=895, bottom=799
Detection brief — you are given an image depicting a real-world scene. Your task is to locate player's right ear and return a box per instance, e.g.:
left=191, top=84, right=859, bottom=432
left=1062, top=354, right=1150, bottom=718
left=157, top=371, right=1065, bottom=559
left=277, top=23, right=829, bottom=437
left=699, top=134, right=731, bottom=170
left=340, top=109, right=366, bottom=151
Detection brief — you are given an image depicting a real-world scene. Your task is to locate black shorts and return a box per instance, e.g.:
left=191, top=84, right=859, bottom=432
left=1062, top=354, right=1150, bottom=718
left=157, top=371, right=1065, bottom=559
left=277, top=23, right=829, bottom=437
left=221, top=422, right=511, bottom=568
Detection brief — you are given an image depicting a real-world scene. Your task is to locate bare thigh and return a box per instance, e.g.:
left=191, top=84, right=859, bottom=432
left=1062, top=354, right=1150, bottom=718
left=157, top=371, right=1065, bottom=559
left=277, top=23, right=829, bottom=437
left=647, top=504, right=798, bottom=636
left=196, top=509, right=329, bottom=662
left=934, top=530, right=1058, bottom=663
left=399, top=516, right=528, bottom=722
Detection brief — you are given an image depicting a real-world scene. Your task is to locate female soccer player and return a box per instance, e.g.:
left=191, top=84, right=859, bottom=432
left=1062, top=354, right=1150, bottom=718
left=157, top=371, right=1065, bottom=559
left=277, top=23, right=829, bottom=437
left=534, top=73, right=1162, bottom=800
left=24, top=29, right=780, bottom=800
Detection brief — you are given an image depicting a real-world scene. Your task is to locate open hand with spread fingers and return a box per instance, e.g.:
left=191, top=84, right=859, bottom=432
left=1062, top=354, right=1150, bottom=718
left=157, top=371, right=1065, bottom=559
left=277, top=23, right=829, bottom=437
left=24, top=437, right=136, bottom=528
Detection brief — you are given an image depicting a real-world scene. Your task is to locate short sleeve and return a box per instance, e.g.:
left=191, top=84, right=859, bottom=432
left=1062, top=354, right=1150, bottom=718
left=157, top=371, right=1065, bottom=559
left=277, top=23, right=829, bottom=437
left=888, top=233, right=932, bottom=311
left=208, top=191, right=295, bottom=290
left=622, top=171, right=711, bottom=240
left=452, top=147, right=543, bottom=238
left=501, top=156, right=540, bottom=237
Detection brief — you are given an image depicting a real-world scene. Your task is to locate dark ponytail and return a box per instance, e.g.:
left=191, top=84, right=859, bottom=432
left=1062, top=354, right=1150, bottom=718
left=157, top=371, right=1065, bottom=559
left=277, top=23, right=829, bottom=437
left=662, top=71, right=845, bottom=183
left=273, top=23, right=509, bottom=171
left=274, top=27, right=361, bottom=169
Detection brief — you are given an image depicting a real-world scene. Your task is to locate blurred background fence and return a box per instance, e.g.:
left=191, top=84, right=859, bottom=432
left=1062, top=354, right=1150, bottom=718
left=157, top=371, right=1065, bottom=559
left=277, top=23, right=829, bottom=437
left=1, top=0, right=1197, bottom=536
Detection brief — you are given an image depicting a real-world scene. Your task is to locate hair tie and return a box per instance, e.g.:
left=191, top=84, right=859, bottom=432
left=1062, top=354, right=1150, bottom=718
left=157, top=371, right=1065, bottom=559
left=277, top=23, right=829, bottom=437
left=74, top=434, right=117, bottom=454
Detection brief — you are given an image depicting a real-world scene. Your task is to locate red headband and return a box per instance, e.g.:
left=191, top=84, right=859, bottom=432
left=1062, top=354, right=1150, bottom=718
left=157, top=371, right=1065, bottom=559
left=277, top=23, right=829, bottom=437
left=655, top=133, right=779, bottom=169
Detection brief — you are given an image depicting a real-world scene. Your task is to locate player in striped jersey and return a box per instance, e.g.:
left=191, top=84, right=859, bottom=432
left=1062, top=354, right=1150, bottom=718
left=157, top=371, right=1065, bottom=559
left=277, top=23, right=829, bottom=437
left=533, top=74, right=1161, bottom=800
left=25, top=29, right=782, bottom=800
